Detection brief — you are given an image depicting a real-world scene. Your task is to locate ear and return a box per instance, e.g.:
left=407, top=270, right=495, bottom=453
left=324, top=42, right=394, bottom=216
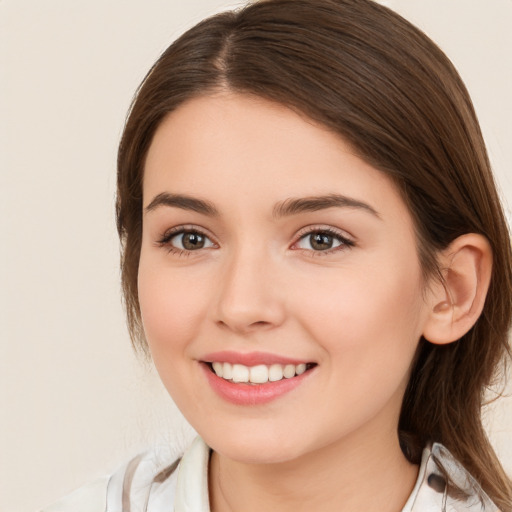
left=422, top=233, right=492, bottom=345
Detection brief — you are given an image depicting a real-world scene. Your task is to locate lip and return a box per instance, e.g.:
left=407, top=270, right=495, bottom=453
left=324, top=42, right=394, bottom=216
left=201, top=350, right=311, bottom=366
left=200, top=361, right=316, bottom=406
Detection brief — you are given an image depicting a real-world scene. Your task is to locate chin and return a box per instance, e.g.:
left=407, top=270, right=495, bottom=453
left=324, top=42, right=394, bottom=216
left=201, top=426, right=304, bottom=465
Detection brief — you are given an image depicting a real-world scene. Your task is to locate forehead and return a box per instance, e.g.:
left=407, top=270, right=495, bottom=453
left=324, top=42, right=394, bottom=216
left=143, top=92, right=410, bottom=226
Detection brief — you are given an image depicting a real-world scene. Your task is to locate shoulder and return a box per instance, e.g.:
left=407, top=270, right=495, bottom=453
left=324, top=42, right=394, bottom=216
left=106, top=436, right=210, bottom=511
left=39, top=436, right=209, bottom=512
left=39, top=451, right=182, bottom=512
left=105, top=447, right=182, bottom=512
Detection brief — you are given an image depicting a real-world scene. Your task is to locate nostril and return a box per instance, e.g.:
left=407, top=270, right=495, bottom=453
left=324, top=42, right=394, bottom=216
left=251, top=321, right=271, bottom=327
left=215, top=318, right=273, bottom=333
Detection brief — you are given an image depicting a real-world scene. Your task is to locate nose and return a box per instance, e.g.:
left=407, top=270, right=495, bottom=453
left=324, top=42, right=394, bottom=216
left=213, top=248, right=286, bottom=334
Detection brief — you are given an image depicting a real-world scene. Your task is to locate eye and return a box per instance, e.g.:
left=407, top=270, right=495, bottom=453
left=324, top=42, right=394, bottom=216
left=158, top=228, right=215, bottom=253
left=294, top=229, right=354, bottom=253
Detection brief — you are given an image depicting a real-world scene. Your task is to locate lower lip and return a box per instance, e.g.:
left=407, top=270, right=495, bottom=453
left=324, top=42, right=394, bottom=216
left=201, top=363, right=313, bottom=405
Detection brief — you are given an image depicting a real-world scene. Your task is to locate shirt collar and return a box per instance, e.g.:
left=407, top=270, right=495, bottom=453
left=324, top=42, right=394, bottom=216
left=174, top=436, right=211, bottom=512
left=168, top=437, right=499, bottom=512
left=403, top=443, right=498, bottom=511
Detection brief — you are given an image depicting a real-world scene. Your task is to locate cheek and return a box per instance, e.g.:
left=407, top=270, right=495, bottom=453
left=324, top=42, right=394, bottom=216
left=291, top=264, right=424, bottom=430
left=293, top=258, right=425, bottom=365
left=137, top=259, right=207, bottom=353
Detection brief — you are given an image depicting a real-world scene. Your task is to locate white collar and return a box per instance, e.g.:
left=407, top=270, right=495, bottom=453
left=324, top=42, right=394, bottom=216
left=174, top=436, right=210, bottom=511
left=108, top=436, right=498, bottom=512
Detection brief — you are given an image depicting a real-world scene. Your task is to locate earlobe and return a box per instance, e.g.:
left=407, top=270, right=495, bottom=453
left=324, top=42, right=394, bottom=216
left=422, top=234, right=492, bottom=345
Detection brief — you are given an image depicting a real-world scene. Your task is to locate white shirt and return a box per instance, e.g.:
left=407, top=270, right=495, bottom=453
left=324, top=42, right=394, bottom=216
left=41, top=436, right=499, bottom=512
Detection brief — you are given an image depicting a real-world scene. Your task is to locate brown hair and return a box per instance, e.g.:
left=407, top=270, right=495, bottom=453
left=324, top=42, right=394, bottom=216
left=116, top=0, right=512, bottom=507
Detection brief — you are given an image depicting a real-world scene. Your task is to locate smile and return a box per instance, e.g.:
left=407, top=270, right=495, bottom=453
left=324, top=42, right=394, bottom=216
left=201, top=356, right=317, bottom=405
left=209, top=362, right=311, bottom=384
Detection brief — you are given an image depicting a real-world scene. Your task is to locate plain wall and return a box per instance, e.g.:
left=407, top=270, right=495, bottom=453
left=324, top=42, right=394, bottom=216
left=1, top=1, right=510, bottom=510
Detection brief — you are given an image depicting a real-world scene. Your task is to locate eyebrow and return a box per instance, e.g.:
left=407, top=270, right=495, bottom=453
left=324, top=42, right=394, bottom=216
left=145, top=192, right=219, bottom=216
left=144, top=192, right=380, bottom=219
left=272, top=194, right=380, bottom=219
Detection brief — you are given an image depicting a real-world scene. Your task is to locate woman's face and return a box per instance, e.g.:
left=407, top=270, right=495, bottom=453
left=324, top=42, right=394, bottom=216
left=139, top=93, right=432, bottom=464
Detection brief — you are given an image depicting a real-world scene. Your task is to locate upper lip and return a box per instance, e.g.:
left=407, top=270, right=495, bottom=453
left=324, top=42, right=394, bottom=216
left=201, top=351, right=313, bottom=366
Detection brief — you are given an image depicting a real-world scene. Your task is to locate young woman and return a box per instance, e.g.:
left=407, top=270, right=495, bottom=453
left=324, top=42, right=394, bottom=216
left=44, top=0, right=512, bottom=510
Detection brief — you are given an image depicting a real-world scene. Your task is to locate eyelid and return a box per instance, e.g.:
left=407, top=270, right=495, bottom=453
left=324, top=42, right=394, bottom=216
left=156, top=224, right=218, bottom=252
left=154, top=224, right=354, bottom=256
left=291, top=225, right=355, bottom=254
left=294, top=224, right=354, bottom=240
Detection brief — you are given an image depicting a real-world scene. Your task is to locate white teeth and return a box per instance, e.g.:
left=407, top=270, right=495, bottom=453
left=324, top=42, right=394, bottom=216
left=232, top=364, right=250, bottom=383
left=283, top=364, right=296, bottom=379
left=212, top=362, right=223, bottom=377
left=210, top=362, right=311, bottom=384
left=249, top=365, right=269, bottom=384
left=268, top=364, right=284, bottom=382
left=296, top=363, right=306, bottom=375
left=222, top=362, right=233, bottom=380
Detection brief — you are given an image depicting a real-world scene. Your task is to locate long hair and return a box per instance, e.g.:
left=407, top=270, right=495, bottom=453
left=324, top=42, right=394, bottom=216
left=116, top=0, right=512, bottom=507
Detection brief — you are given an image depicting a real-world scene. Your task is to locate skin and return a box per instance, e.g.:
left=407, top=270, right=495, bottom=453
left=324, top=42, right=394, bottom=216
left=138, top=92, right=439, bottom=511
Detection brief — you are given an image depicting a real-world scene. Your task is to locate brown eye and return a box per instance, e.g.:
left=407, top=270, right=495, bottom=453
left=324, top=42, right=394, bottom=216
left=182, top=232, right=206, bottom=250
left=310, top=233, right=335, bottom=250
left=295, top=230, right=353, bottom=253
left=168, top=230, right=214, bottom=251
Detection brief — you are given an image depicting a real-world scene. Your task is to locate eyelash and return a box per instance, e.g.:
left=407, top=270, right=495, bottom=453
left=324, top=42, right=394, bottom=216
left=293, top=226, right=355, bottom=256
left=156, top=226, right=355, bottom=257
left=156, top=226, right=216, bottom=257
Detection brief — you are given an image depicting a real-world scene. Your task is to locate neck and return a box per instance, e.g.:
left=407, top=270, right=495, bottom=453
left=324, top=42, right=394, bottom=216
left=209, top=426, right=418, bottom=512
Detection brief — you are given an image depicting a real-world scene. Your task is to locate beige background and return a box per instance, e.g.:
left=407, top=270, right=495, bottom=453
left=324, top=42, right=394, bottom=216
left=1, top=1, right=511, bottom=510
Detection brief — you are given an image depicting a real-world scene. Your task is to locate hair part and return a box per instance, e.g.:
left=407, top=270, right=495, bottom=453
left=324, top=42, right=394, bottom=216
left=116, top=0, right=512, bottom=507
